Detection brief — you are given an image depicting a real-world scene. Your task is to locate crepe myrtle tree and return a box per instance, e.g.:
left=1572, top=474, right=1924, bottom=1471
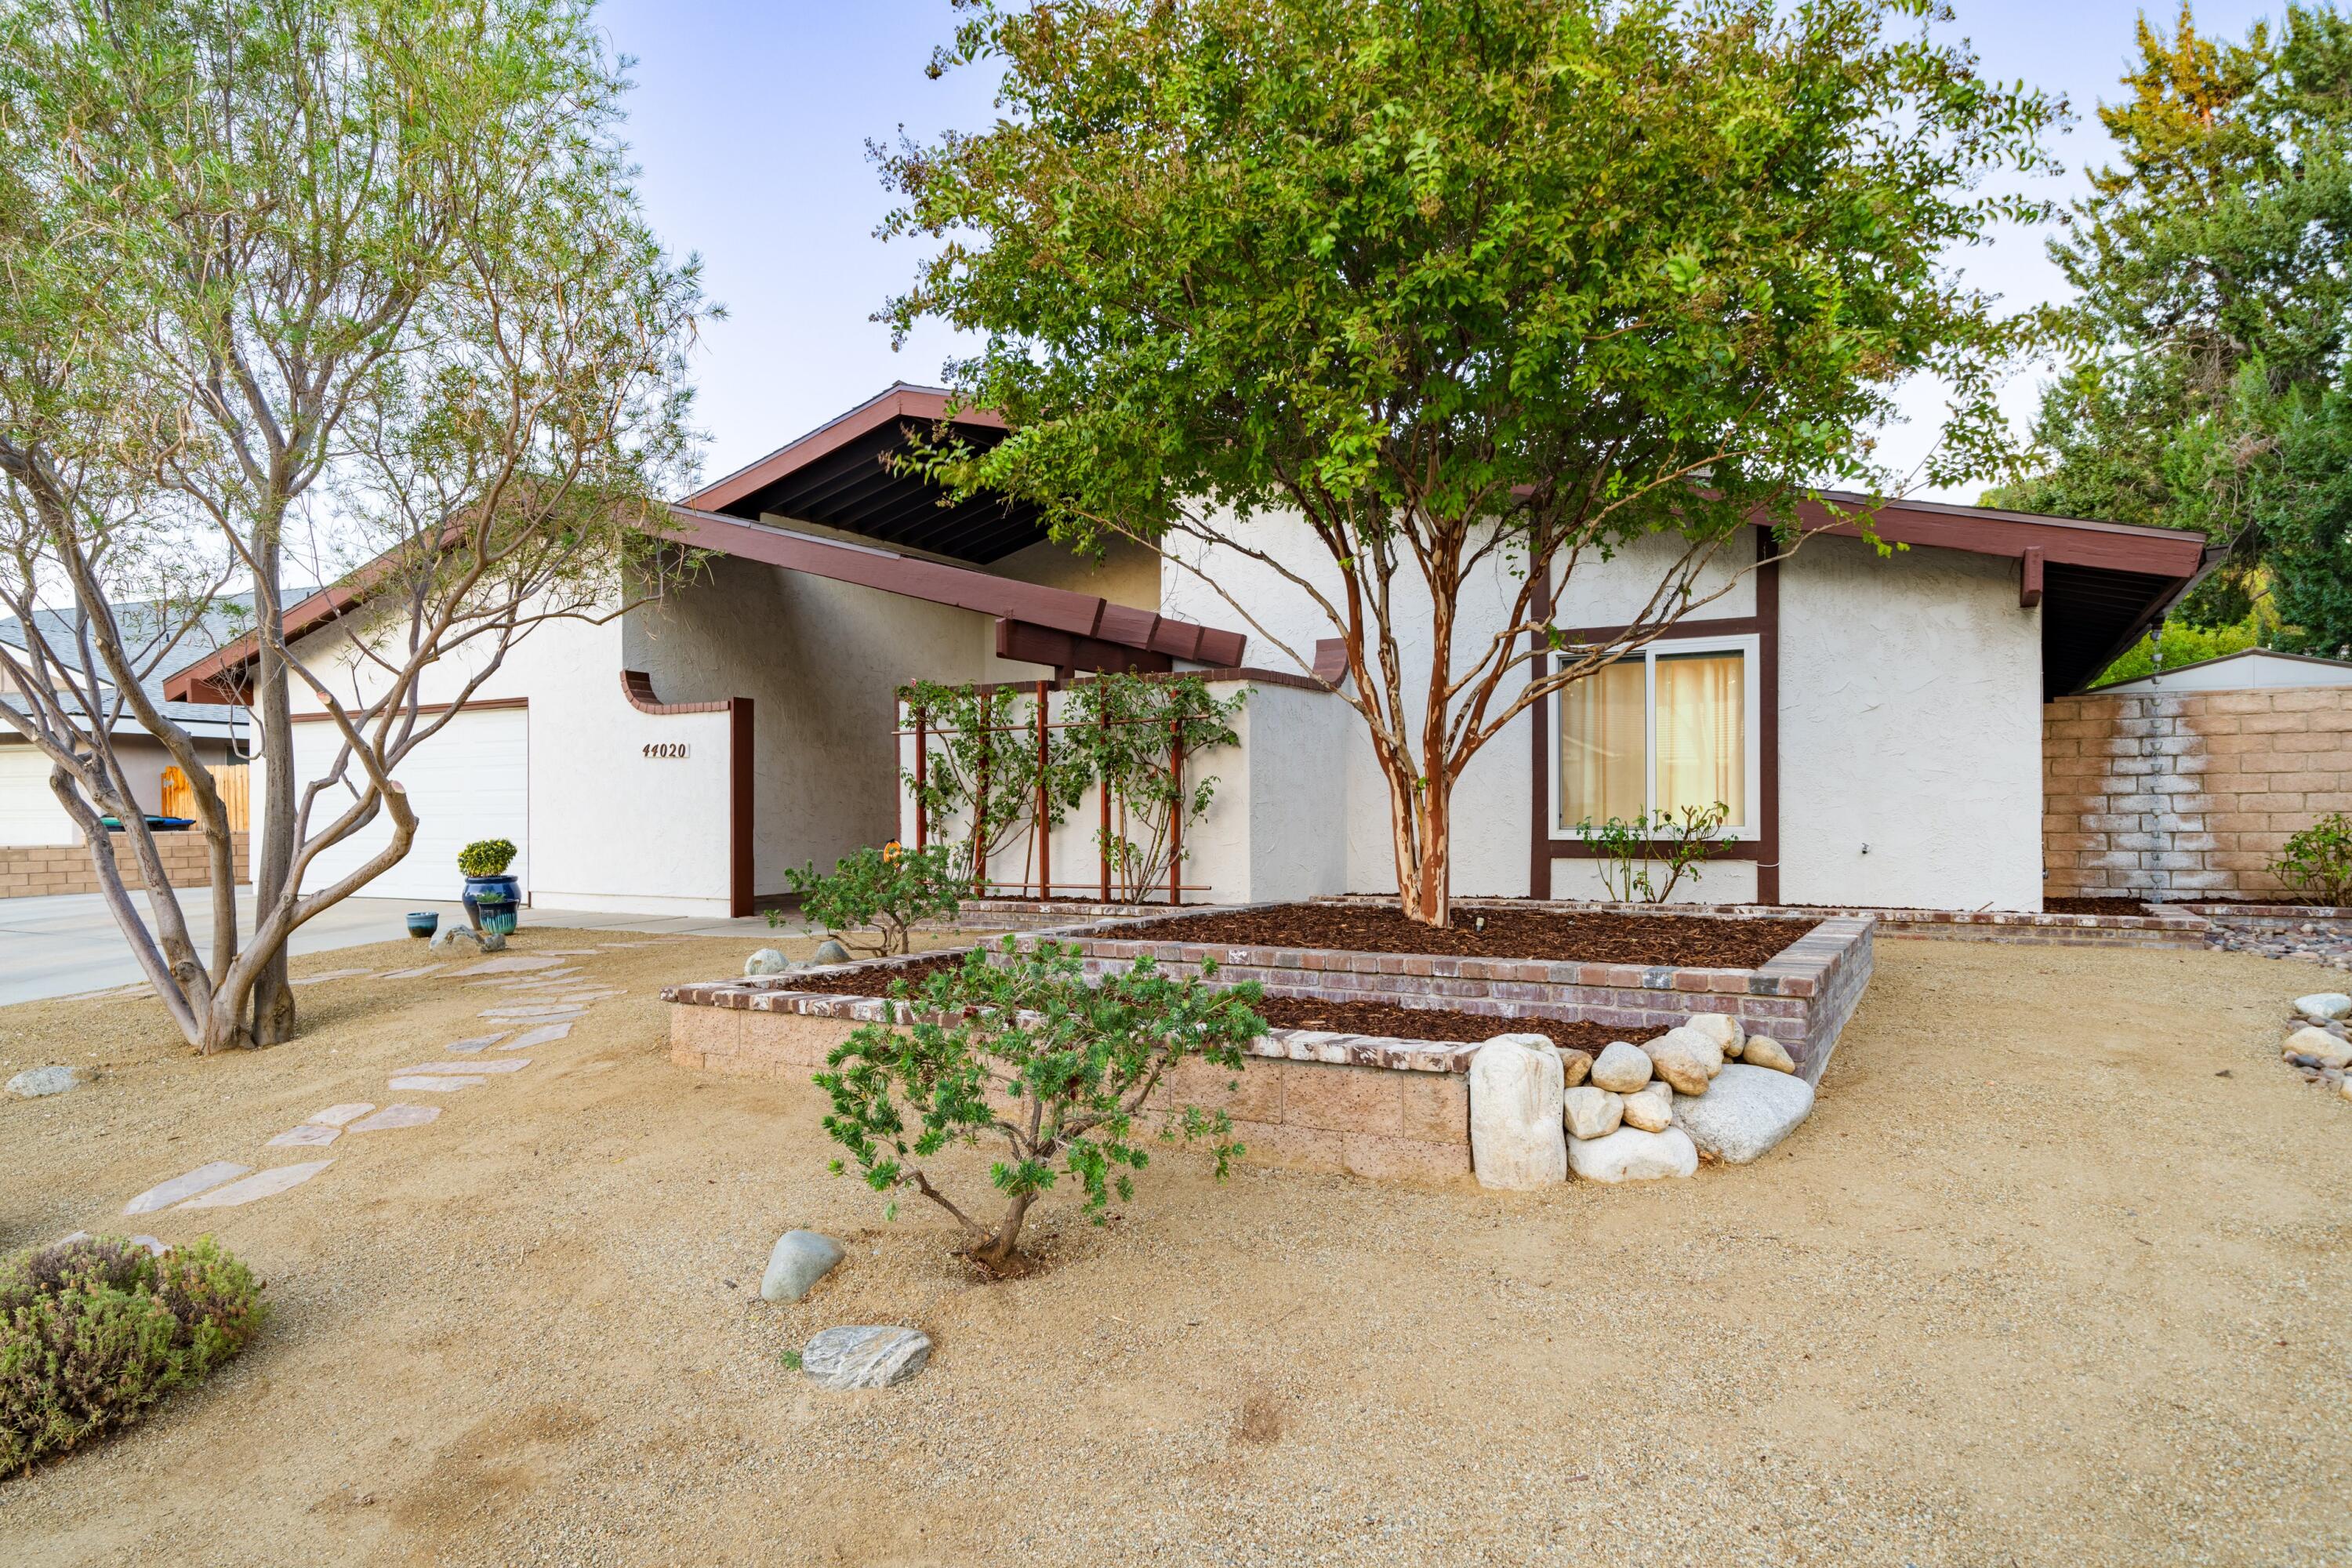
left=0, top=0, right=710, bottom=1052
left=880, top=0, right=2059, bottom=925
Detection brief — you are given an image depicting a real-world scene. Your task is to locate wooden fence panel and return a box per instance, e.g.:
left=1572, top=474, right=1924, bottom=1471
left=161, top=764, right=249, bottom=833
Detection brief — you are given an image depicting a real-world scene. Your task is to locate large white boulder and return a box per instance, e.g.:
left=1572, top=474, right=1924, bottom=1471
left=1468, top=1037, right=1566, bottom=1189
left=1589, top=1040, right=1653, bottom=1093
left=1672, top=1063, right=1816, bottom=1163
left=1643, top=1029, right=1716, bottom=1094
left=2294, top=993, right=2352, bottom=1022
left=1568, top=1127, right=1699, bottom=1183
left=1563, top=1085, right=1624, bottom=1141
left=2284, top=1026, right=2352, bottom=1069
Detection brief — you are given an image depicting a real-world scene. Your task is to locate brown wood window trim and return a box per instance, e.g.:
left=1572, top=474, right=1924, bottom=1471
left=622, top=670, right=756, bottom=920
left=1528, top=529, right=1781, bottom=903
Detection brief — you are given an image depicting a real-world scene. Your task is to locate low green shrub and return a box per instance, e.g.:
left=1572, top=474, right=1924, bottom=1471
left=778, top=842, right=961, bottom=955
left=0, top=1235, right=267, bottom=1475
left=457, top=838, right=517, bottom=877
left=815, top=938, right=1266, bottom=1275
left=2271, top=812, right=2352, bottom=906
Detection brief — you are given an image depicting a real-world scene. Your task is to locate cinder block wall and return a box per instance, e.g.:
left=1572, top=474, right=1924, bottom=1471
left=0, top=832, right=249, bottom=899
left=2044, top=686, right=2352, bottom=901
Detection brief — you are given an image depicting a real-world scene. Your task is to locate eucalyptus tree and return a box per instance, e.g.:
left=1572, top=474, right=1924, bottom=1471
left=0, top=0, right=708, bottom=1051
left=880, top=0, right=2056, bottom=925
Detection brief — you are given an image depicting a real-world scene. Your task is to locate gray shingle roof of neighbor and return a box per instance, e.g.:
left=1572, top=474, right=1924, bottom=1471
left=1, top=593, right=289, bottom=742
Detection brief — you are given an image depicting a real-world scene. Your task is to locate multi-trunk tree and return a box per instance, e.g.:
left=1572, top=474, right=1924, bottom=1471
left=0, top=0, right=708, bottom=1051
left=880, top=0, right=2055, bottom=925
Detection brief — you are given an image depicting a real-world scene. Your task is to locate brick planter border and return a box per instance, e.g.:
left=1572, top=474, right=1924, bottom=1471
left=1009, top=902, right=1874, bottom=1085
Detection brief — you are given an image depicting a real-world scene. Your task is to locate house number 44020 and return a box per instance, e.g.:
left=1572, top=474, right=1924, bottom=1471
left=642, top=742, right=689, bottom=760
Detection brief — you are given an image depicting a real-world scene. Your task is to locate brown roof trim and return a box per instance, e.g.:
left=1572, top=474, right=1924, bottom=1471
left=1796, top=491, right=2207, bottom=575
left=673, top=506, right=1246, bottom=666
left=165, top=580, right=375, bottom=704
left=683, top=384, right=1004, bottom=517
left=621, top=670, right=734, bottom=716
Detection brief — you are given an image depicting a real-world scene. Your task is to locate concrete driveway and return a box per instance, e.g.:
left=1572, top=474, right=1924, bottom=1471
left=0, top=889, right=792, bottom=1007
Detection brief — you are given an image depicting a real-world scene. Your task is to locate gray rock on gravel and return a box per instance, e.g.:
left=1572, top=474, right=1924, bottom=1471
left=801, top=1325, right=931, bottom=1389
left=1563, top=1085, right=1623, bottom=1142
left=1566, top=1126, right=1699, bottom=1183
left=7, top=1065, right=81, bottom=1098
left=2284, top=1026, right=2352, bottom=1069
left=431, top=924, right=506, bottom=953
left=1589, top=1040, right=1653, bottom=1094
left=2294, top=992, right=2352, bottom=1022
left=811, top=938, right=855, bottom=966
left=762, top=1230, right=847, bottom=1303
left=745, top=947, right=792, bottom=977
left=1742, top=1035, right=1798, bottom=1074
left=1672, top=1063, right=1816, bottom=1163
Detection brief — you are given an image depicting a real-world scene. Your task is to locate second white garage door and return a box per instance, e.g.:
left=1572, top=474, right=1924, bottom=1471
left=289, top=704, right=528, bottom=902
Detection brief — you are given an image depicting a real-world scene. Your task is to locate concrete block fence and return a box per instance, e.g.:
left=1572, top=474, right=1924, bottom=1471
left=0, top=832, right=249, bottom=899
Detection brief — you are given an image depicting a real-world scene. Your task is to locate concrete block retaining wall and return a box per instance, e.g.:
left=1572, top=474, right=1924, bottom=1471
left=0, top=832, right=249, bottom=899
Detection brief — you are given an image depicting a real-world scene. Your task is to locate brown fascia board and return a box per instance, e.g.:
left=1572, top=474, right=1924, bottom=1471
left=683, top=384, right=1006, bottom=516
left=162, top=579, right=371, bottom=705
left=1794, top=491, right=2207, bottom=577
left=671, top=507, right=1247, bottom=664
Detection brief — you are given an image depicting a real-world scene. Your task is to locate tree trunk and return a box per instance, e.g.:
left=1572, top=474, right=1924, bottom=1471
left=1381, top=747, right=1454, bottom=929
left=249, top=553, right=299, bottom=1047
left=967, top=1191, right=1038, bottom=1275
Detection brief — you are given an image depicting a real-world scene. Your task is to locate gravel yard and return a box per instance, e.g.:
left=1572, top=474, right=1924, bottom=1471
left=2, top=934, right=2349, bottom=1566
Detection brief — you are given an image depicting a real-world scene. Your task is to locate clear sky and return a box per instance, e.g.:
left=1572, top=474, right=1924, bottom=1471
left=595, top=0, right=2283, bottom=501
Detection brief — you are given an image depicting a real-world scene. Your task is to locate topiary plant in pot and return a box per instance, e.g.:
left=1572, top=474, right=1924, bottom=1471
left=457, top=839, right=521, bottom=933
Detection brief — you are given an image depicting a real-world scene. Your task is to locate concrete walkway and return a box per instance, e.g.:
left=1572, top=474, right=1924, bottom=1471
left=0, top=889, right=797, bottom=1007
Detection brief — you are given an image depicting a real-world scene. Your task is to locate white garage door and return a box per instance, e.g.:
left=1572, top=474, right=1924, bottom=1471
left=0, top=742, right=77, bottom=845
left=290, top=705, right=528, bottom=901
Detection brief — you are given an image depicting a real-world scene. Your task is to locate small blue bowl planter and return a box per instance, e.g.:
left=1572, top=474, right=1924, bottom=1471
left=406, top=912, right=440, bottom=939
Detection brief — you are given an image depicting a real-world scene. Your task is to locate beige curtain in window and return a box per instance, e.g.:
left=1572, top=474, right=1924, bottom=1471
left=1558, top=659, right=1646, bottom=829
left=1653, top=652, right=1744, bottom=826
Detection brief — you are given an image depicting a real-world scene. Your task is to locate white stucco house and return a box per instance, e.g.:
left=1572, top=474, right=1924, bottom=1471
left=161, top=384, right=2211, bottom=918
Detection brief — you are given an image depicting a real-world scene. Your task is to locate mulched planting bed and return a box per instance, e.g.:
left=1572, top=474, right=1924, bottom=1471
left=2044, top=897, right=2151, bottom=915
left=1249, top=993, right=1659, bottom=1049
left=775, top=953, right=974, bottom=993
left=1111, top=903, right=1817, bottom=969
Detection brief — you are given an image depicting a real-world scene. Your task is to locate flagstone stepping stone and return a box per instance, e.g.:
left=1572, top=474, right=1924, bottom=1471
left=527, top=949, right=601, bottom=956
left=552, top=992, right=625, bottom=1004
left=268, top=1123, right=341, bottom=1149
left=447, top=956, right=564, bottom=976
left=445, top=1034, right=506, bottom=1054
left=379, top=964, right=445, bottom=980
left=56, top=1232, right=168, bottom=1257
left=307, top=1102, right=376, bottom=1127
left=501, top=1022, right=573, bottom=1051
left=394, top=1058, right=528, bottom=1075
left=8, top=1065, right=82, bottom=1098
left=800, top=1325, right=931, bottom=1389
left=176, top=1160, right=333, bottom=1209
left=290, top=968, right=374, bottom=986
left=123, top=1161, right=251, bottom=1215
left=387, top=1075, right=487, bottom=1092
left=480, top=1005, right=587, bottom=1021
left=349, top=1104, right=440, bottom=1132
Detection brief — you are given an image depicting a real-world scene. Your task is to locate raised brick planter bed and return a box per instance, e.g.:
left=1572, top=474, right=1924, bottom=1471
left=1453, top=895, right=2209, bottom=950
left=1018, top=901, right=1874, bottom=1084
left=2169, top=901, right=2352, bottom=935
left=663, top=953, right=1476, bottom=1184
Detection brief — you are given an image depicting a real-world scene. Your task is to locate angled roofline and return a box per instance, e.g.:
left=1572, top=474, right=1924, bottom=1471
left=1795, top=490, right=2209, bottom=576
left=683, top=383, right=1002, bottom=518
left=2089, top=644, right=2352, bottom=690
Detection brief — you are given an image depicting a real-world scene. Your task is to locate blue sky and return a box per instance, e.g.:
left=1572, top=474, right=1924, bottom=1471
left=597, top=0, right=2282, bottom=500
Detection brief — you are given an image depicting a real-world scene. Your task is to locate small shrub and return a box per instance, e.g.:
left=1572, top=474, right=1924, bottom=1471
left=0, top=1235, right=267, bottom=1475
left=456, top=838, right=517, bottom=877
left=1572, top=801, right=1730, bottom=902
left=815, top=938, right=1266, bottom=1275
left=778, top=842, right=961, bottom=955
left=2271, top=812, right=2352, bottom=906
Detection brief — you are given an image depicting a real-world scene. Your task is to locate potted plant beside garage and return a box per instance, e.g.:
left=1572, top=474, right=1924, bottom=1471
left=458, top=839, right=521, bottom=935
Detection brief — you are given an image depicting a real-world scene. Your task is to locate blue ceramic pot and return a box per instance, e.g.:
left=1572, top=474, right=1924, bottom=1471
left=462, top=873, right=521, bottom=934
left=406, top=912, right=439, bottom=938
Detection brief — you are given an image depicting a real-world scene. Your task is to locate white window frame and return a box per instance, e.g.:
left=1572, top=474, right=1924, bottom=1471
left=1552, top=633, right=1762, bottom=841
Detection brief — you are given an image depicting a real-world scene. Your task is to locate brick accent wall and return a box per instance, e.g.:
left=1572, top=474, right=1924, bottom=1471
left=2045, top=685, right=2352, bottom=901
left=0, top=832, right=249, bottom=899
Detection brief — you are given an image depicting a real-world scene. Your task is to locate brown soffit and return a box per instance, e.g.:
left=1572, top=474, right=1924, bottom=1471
left=682, top=384, right=1004, bottom=517
left=671, top=506, right=1246, bottom=666
left=1794, top=491, right=2207, bottom=577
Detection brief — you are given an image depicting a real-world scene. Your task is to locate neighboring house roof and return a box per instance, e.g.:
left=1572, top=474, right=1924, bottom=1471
left=2092, top=647, right=2352, bottom=695
left=2, top=600, right=256, bottom=742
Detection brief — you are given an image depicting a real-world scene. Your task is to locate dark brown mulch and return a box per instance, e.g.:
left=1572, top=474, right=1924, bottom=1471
left=1248, top=993, right=1659, bottom=1050
left=2043, top=896, right=2151, bottom=915
left=1108, top=903, right=1817, bottom=969
left=774, top=952, right=975, bottom=993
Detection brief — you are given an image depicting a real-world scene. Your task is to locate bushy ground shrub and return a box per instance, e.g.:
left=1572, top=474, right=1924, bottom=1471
left=779, top=842, right=961, bottom=955
left=2273, top=812, right=2352, bottom=905
left=816, top=938, right=1266, bottom=1274
left=0, top=1235, right=267, bottom=1475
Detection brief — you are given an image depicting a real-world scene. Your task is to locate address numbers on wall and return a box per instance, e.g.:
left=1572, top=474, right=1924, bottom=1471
left=642, top=742, right=690, bottom=760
